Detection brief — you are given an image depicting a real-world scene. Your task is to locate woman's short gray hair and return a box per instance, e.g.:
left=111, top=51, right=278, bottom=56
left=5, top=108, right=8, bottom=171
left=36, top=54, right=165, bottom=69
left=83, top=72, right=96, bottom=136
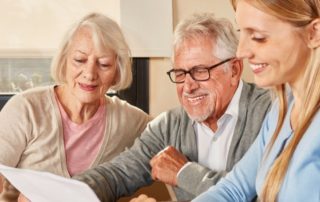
left=51, top=13, right=132, bottom=91
left=173, top=13, right=238, bottom=61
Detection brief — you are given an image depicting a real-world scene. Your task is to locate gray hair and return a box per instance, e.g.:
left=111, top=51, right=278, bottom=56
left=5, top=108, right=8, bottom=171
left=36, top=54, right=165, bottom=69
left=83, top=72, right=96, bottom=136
left=173, top=13, right=238, bottom=61
left=51, top=13, right=132, bottom=90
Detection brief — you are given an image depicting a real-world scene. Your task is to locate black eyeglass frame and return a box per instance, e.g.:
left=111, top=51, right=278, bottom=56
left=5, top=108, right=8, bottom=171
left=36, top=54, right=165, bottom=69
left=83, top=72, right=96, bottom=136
left=166, top=57, right=234, bottom=83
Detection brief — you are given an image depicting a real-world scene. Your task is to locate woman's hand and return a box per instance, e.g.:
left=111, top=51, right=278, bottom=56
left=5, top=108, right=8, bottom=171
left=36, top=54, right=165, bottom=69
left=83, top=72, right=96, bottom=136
left=18, top=194, right=30, bottom=202
left=129, top=194, right=156, bottom=202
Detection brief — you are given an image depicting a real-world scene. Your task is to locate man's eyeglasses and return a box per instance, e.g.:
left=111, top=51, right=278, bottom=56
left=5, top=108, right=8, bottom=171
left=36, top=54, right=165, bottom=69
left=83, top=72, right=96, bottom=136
left=166, top=58, right=234, bottom=83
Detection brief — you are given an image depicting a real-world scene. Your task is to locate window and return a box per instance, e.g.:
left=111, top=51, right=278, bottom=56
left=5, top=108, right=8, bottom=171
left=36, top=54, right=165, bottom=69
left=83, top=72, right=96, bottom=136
left=0, top=58, right=53, bottom=93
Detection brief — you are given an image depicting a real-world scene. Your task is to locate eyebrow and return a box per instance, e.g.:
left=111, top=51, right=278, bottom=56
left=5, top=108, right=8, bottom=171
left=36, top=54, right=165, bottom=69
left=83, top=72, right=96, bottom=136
left=173, top=64, right=212, bottom=70
left=74, top=50, right=87, bottom=55
left=240, top=26, right=269, bottom=34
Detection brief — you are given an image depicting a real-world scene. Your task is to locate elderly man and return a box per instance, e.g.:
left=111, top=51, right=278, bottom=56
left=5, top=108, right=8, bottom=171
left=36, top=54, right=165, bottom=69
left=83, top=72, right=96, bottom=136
left=74, top=13, right=271, bottom=201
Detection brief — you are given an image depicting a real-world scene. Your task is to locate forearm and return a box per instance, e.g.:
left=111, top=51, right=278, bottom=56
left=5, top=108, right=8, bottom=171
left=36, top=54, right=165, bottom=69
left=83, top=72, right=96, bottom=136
left=74, top=114, right=170, bottom=201
left=177, top=162, right=227, bottom=196
left=75, top=154, right=154, bottom=202
left=74, top=137, right=161, bottom=201
left=74, top=166, right=115, bottom=202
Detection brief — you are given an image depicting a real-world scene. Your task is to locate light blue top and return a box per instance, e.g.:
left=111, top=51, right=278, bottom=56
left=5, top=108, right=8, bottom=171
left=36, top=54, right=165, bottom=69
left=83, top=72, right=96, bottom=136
left=193, top=94, right=320, bottom=202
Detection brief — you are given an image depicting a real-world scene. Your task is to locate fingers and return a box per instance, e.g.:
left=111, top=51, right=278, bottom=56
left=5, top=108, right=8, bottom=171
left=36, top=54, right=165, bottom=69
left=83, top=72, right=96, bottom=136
left=1, top=178, right=20, bottom=200
left=150, top=146, right=174, bottom=182
left=151, top=146, right=187, bottom=167
left=149, top=154, right=158, bottom=167
left=18, top=194, right=31, bottom=202
left=151, top=165, right=157, bottom=181
left=150, top=146, right=171, bottom=165
left=149, top=146, right=188, bottom=185
left=129, top=194, right=156, bottom=202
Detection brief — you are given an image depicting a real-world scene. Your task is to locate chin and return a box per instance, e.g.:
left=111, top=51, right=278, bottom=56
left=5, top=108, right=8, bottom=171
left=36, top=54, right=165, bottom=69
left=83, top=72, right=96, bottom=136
left=188, top=111, right=211, bottom=122
left=254, top=78, right=274, bottom=88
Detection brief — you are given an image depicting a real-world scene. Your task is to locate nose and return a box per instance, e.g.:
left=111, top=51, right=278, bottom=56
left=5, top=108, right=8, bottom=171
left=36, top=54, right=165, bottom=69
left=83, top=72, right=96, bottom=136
left=183, top=73, right=199, bottom=92
left=83, top=61, right=97, bottom=81
left=236, top=35, right=253, bottom=59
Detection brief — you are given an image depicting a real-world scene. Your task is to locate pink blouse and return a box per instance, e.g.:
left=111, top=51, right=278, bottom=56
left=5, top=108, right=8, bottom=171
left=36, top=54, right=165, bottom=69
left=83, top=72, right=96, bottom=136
left=56, top=98, right=106, bottom=176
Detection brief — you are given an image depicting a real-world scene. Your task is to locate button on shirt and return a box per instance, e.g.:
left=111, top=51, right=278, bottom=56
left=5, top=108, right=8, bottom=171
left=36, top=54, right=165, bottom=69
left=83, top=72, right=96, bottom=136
left=195, top=80, right=243, bottom=171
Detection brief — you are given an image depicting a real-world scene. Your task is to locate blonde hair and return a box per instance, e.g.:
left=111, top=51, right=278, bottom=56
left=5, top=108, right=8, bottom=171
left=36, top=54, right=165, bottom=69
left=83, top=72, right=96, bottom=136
left=231, top=0, right=320, bottom=201
left=51, top=13, right=132, bottom=91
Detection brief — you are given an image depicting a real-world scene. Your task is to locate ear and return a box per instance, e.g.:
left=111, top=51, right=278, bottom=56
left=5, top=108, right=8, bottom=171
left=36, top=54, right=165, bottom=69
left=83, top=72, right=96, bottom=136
left=308, top=18, right=320, bottom=49
left=230, top=58, right=243, bottom=86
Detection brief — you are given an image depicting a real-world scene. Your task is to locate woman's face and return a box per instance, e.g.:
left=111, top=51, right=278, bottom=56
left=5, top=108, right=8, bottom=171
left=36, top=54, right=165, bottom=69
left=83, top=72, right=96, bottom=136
left=64, top=27, right=117, bottom=105
left=235, top=1, right=311, bottom=88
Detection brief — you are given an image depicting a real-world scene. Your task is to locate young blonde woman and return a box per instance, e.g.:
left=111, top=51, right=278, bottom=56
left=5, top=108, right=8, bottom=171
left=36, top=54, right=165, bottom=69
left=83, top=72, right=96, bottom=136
left=193, top=0, right=320, bottom=201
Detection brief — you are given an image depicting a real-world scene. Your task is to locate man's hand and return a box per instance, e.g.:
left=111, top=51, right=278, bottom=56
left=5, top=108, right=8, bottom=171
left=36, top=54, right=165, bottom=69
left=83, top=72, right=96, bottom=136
left=150, top=146, right=188, bottom=186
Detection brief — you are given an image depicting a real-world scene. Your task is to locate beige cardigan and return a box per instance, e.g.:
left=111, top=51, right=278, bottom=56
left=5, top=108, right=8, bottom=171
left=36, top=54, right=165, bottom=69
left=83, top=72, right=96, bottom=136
left=0, top=86, right=151, bottom=200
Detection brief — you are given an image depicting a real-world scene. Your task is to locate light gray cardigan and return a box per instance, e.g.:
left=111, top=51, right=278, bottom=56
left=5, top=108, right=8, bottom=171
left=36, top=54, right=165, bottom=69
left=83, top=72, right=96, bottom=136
left=75, top=81, right=271, bottom=202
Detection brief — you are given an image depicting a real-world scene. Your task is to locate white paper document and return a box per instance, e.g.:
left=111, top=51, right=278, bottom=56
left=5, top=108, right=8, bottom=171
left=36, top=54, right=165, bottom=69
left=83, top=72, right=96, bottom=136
left=0, top=164, right=100, bottom=202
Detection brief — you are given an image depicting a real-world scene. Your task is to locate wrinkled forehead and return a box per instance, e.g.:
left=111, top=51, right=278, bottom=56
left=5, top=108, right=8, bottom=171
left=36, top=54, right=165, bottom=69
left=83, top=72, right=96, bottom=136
left=69, top=26, right=115, bottom=56
left=175, top=32, right=215, bottom=49
left=173, top=36, right=216, bottom=61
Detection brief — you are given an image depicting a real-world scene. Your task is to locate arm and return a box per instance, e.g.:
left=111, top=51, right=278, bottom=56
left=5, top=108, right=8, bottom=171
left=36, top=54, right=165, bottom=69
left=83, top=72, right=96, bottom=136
left=177, top=162, right=227, bottom=196
left=150, top=146, right=188, bottom=185
left=192, top=104, right=276, bottom=202
left=192, top=133, right=263, bottom=201
left=149, top=146, right=228, bottom=197
left=176, top=83, right=272, bottom=196
left=0, top=95, right=31, bottom=201
left=74, top=113, right=170, bottom=202
left=0, top=94, right=29, bottom=166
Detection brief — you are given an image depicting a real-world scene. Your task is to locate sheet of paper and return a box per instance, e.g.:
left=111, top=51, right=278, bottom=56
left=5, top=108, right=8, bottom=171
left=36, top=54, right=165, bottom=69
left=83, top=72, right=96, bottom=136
left=0, top=164, right=100, bottom=202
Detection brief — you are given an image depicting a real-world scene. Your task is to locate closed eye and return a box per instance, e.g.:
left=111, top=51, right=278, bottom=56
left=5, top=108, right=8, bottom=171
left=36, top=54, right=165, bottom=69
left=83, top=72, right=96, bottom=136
left=193, top=68, right=208, bottom=73
left=252, top=37, right=266, bottom=42
left=99, top=63, right=113, bottom=70
left=74, top=59, right=86, bottom=63
left=173, top=70, right=186, bottom=77
left=251, top=33, right=267, bottom=43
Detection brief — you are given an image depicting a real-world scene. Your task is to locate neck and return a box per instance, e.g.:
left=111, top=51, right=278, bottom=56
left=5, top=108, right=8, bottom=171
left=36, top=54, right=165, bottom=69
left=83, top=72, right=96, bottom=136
left=55, top=86, right=101, bottom=124
left=203, top=117, right=218, bottom=132
left=203, top=91, right=236, bottom=132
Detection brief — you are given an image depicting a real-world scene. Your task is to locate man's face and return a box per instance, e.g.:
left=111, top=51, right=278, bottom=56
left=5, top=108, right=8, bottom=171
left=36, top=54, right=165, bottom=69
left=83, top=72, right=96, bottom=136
left=174, top=37, right=237, bottom=123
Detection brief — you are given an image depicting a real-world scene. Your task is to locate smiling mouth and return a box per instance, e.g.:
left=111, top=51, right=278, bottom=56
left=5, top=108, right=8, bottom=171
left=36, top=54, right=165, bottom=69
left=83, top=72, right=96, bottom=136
left=186, top=95, right=207, bottom=104
left=249, top=63, right=268, bottom=74
left=79, top=83, right=98, bottom=91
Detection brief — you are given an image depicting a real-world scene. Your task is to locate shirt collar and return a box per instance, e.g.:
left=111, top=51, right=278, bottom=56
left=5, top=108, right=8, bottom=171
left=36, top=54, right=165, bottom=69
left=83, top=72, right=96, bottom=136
left=191, top=80, right=243, bottom=126
left=223, top=80, right=243, bottom=118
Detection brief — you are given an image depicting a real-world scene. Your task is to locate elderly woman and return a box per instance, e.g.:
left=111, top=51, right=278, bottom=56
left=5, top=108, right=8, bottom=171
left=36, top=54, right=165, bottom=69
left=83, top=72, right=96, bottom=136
left=0, top=13, right=150, bottom=201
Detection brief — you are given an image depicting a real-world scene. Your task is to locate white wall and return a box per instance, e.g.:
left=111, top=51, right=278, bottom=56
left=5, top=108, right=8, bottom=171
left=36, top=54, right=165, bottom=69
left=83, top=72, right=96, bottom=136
left=0, top=0, right=172, bottom=58
left=0, top=0, right=119, bottom=56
